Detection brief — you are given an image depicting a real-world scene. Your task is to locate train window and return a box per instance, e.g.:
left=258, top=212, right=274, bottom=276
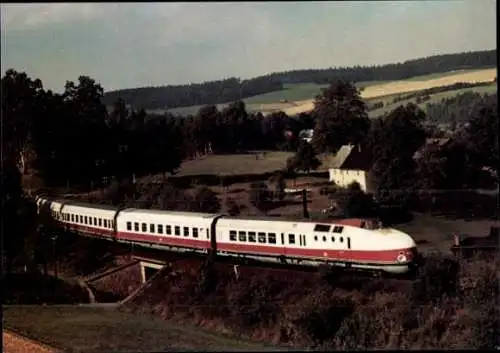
left=331, top=236, right=335, bottom=242
left=314, top=236, right=318, bottom=241
left=84, top=216, right=88, bottom=224
left=340, top=237, right=344, bottom=243
left=193, top=228, right=198, bottom=238
left=248, top=232, right=256, bottom=242
left=134, top=222, right=139, bottom=232
left=127, top=222, right=132, bottom=231
left=258, top=232, right=266, bottom=243
left=166, top=225, right=172, bottom=235
left=158, top=225, right=163, bottom=234
left=183, top=227, right=189, bottom=237
left=104, top=220, right=108, bottom=228
left=229, top=231, right=237, bottom=241
left=141, top=223, right=147, bottom=232
left=71, top=214, right=74, bottom=222
left=314, top=224, right=331, bottom=232
left=288, top=234, right=296, bottom=244
left=333, top=226, right=344, bottom=233
left=94, top=217, right=97, bottom=225
left=322, top=236, right=326, bottom=242
left=238, top=231, right=247, bottom=242
left=150, top=224, right=155, bottom=233
left=268, top=233, right=277, bottom=244
left=175, top=226, right=180, bottom=236
left=99, top=218, right=102, bottom=227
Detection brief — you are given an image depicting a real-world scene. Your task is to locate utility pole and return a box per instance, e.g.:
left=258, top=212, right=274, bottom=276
left=50, top=234, right=58, bottom=279
left=302, top=188, right=309, bottom=219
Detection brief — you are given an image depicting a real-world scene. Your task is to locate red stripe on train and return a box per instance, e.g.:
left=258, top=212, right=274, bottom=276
left=116, top=231, right=209, bottom=249
left=62, top=222, right=114, bottom=237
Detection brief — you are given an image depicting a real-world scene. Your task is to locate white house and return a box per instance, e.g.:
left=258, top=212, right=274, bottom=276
left=327, top=144, right=374, bottom=193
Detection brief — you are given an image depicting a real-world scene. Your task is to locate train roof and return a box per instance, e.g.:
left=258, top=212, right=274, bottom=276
left=220, top=215, right=370, bottom=226
left=59, top=200, right=120, bottom=211
left=119, top=208, right=220, bottom=219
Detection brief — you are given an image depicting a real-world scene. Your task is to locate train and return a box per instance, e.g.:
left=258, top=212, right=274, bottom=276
left=35, top=195, right=420, bottom=275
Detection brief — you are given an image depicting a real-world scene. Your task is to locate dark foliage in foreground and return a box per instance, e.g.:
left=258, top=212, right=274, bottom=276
left=123, top=253, right=498, bottom=350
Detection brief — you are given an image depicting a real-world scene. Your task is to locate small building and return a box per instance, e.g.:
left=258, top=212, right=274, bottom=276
left=298, top=129, right=314, bottom=143
left=327, top=144, right=374, bottom=193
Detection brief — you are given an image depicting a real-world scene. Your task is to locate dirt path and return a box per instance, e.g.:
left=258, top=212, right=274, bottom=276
left=3, top=331, right=59, bottom=353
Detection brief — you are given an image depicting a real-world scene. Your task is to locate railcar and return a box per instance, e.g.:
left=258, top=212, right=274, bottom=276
left=59, top=202, right=118, bottom=239
left=215, top=216, right=417, bottom=274
left=116, top=208, right=221, bottom=253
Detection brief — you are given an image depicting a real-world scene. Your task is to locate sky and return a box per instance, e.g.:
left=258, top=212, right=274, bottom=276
left=1, top=1, right=496, bottom=93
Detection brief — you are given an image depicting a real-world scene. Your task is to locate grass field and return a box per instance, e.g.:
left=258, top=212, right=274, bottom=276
left=163, top=68, right=496, bottom=117
left=177, top=151, right=296, bottom=176
left=3, top=305, right=283, bottom=352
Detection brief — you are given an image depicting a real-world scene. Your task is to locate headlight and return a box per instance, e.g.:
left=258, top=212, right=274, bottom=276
left=397, top=253, right=407, bottom=263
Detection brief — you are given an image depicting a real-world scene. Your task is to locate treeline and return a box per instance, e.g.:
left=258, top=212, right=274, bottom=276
left=102, top=49, right=496, bottom=110
left=2, top=69, right=313, bottom=189
left=267, top=49, right=496, bottom=84
left=102, top=76, right=283, bottom=110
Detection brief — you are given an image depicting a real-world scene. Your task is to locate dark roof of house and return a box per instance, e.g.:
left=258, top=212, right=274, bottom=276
left=329, top=144, right=373, bottom=171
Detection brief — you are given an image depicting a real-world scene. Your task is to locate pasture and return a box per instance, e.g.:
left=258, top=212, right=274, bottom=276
left=176, top=151, right=296, bottom=177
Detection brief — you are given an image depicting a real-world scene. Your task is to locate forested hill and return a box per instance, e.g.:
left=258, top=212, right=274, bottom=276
left=102, top=49, right=496, bottom=110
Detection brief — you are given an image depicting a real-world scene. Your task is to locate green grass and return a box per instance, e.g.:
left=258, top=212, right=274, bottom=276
left=4, top=305, right=285, bottom=352
left=368, top=82, right=497, bottom=118
left=177, top=151, right=295, bottom=176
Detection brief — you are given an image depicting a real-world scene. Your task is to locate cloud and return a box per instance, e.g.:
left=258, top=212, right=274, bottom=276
left=1, top=3, right=118, bottom=30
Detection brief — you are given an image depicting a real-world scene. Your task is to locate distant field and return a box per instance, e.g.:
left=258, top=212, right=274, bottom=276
left=368, top=82, right=497, bottom=118
left=161, top=68, right=496, bottom=117
left=4, top=305, right=281, bottom=352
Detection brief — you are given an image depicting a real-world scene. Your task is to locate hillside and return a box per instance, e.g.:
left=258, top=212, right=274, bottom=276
left=103, top=49, right=496, bottom=111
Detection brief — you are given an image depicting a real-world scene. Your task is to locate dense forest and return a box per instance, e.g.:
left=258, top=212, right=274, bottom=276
left=425, top=92, right=498, bottom=125
left=102, top=49, right=496, bottom=110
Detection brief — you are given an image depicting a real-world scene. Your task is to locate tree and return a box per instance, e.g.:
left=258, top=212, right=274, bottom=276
left=334, top=182, right=376, bottom=218
left=286, top=140, right=321, bottom=174
left=369, top=104, right=427, bottom=201
left=463, top=103, right=498, bottom=176
left=311, top=80, right=370, bottom=154
left=1, top=69, right=44, bottom=174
